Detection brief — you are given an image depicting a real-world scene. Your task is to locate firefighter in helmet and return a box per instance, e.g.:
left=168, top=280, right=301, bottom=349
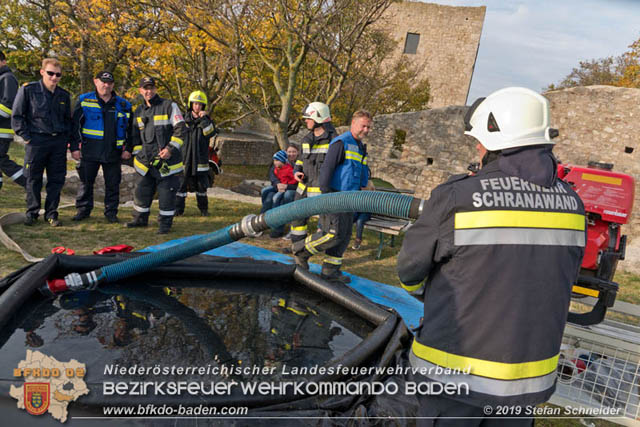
left=397, top=87, right=586, bottom=425
left=289, top=102, right=337, bottom=251
left=175, top=90, right=217, bottom=216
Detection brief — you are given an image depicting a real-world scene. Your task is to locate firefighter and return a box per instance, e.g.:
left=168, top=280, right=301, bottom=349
left=12, top=58, right=79, bottom=227
left=293, top=110, right=372, bottom=284
left=288, top=102, right=338, bottom=247
left=0, top=50, right=26, bottom=190
left=397, top=87, right=586, bottom=425
left=71, top=71, right=132, bottom=223
left=175, top=90, right=217, bottom=217
left=126, top=77, right=186, bottom=234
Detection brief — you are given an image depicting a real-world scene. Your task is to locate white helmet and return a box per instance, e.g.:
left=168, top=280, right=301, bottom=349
left=302, top=102, right=331, bottom=124
left=464, top=87, right=558, bottom=151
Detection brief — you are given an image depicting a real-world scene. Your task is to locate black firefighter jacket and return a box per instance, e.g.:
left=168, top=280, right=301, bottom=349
left=128, top=94, right=186, bottom=178
left=294, top=123, right=337, bottom=197
left=397, top=145, right=586, bottom=408
left=182, top=112, right=216, bottom=177
left=0, top=65, right=18, bottom=141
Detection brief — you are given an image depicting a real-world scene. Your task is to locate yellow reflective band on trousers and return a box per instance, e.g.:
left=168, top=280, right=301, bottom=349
left=305, top=233, right=334, bottom=255
left=411, top=340, right=559, bottom=380
left=323, top=256, right=342, bottom=265
left=455, top=210, right=585, bottom=231
left=401, top=281, right=423, bottom=292
left=408, top=350, right=557, bottom=397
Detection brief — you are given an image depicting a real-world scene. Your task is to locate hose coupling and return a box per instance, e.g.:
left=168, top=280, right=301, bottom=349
left=240, top=214, right=262, bottom=238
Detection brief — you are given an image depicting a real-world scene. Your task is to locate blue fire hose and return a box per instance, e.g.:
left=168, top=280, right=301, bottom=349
left=60, top=191, right=423, bottom=291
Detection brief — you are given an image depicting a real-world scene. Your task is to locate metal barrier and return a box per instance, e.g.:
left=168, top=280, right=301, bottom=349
left=551, top=302, right=640, bottom=426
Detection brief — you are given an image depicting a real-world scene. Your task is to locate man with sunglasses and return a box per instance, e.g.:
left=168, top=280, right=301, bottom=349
left=397, top=87, right=586, bottom=425
left=70, top=71, right=132, bottom=224
left=12, top=58, right=79, bottom=227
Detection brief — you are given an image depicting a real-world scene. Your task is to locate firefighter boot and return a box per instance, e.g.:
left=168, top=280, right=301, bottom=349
left=291, top=239, right=310, bottom=269
left=196, top=193, right=209, bottom=216
left=157, top=215, right=173, bottom=235
left=126, top=213, right=149, bottom=228
left=321, top=263, right=351, bottom=284
left=175, top=195, right=186, bottom=216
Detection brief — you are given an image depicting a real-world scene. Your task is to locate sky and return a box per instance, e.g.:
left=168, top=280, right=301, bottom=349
left=422, top=0, right=640, bottom=103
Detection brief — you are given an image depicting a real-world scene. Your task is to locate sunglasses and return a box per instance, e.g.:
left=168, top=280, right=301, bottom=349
left=45, top=70, right=62, bottom=77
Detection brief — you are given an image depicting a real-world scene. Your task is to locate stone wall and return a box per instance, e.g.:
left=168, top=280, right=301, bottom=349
left=381, top=1, right=485, bottom=108
left=216, top=132, right=277, bottom=165
left=63, top=165, right=138, bottom=204
left=365, top=106, right=476, bottom=197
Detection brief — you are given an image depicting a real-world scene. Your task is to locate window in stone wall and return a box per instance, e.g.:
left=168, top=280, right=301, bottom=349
left=393, top=129, right=407, bottom=151
left=403, top=33, right=420, bottom=55
left=625, top=146, right=634, bottom=154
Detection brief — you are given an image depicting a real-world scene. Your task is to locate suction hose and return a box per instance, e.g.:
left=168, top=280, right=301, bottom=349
left=51, top=191, right=423, bottom=292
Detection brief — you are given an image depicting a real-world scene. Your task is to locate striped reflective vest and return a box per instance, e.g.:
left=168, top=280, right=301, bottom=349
left=397, top=160, right=586, bottom=407
left=329, top=131, right=368, bottom=192
left=77, top=92, right=131, bottom=149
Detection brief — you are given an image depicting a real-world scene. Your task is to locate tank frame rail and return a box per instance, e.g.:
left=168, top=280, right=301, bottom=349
left=550, top=314, right=640, bottom=426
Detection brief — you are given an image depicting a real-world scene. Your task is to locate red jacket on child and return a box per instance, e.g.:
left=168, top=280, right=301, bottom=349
left=274, top=163, right=297, bottom=185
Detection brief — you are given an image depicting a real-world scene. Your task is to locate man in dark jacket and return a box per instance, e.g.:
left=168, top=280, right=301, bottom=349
left=126, top=77, right=186, bottom=234
left=0, top=50, right=26, bottom=190
left=175, top=90, right=217, bottom=217
left=12, top=58, right=79, bottom=227
left=71, top=71, right=132, bottom=223
left=397, top=87, right=586, bottom=425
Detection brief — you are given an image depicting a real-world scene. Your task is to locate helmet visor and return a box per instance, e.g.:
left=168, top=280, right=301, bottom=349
left=464, top=97, right=485, bottom=132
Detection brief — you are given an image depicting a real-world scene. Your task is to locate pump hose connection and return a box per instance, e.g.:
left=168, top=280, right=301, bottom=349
left=53, top=191, right=423, bottom=293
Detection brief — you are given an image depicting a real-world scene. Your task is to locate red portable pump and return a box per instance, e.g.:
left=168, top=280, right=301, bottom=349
left=558, top=161, right=635, bottom=325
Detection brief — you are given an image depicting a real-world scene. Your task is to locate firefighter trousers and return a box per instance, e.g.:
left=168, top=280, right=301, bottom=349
left=75, top=159, right=122, bottom=218
left=289, top=190, right=320, bottom=243
left=0, top=139, right=25, bottom=188
left=24, top=140, right=67, bottom=220
left=292, top=212, right=353, bottom=277
left=176, top=172, right=209, bottom=214
left=132, top=168, right=180, bottom=231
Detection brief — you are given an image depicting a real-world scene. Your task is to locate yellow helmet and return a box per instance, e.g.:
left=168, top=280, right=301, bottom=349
left=188, top=90, right=208, bottom=109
